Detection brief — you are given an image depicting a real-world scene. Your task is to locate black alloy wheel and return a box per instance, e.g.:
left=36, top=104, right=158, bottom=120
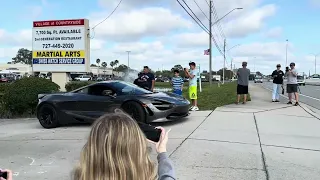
left=122, top=101, right=146, bottom=123
left=38, top=104, right=59, bottom=128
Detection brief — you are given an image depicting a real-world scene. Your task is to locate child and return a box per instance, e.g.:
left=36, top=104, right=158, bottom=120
left=171, top=69, right=184, bottom=95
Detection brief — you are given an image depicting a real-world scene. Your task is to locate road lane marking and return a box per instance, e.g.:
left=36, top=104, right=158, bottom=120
left=261, top=84, right=320, bottom=102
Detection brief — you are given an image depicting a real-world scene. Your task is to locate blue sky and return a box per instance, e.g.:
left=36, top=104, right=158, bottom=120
left=0, top=0, right=319, bottom=75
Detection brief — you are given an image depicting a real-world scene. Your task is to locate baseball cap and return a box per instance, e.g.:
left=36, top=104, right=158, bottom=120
left=289, top=62, right=295, bottom=66
left=189, top=62, right=196, bottom=66
left=276, top=64, right=281, bottom=67
left=242, top=61, right=247, bottom=66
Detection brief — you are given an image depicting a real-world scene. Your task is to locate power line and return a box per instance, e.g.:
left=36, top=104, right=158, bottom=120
left=181, top=0, right=210, bottom=32
left=176, top=0, right=223, bottom=55
left=90, top=0, right=123, bottom=39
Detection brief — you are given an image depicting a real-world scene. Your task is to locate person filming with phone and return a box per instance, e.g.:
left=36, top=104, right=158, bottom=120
left=285, top=62, right=299, bottom=106
left=271, top=64, right=284, bottom=102
left=72, top=109, right=175, bottom=180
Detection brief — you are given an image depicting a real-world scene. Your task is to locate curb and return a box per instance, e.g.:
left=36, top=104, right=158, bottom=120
left=255, top=84, right=320, bottom=118
left=305, top=83, right=320, bottom=86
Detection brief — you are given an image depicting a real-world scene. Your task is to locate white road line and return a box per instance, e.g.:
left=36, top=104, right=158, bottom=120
left=263, top=85, right=320, bottom=102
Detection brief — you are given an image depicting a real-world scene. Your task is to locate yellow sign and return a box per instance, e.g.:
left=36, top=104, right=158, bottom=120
left=33, top=50, right=85, bottom=58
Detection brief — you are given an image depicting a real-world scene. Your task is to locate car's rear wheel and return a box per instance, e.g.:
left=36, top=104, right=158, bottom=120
left=122, top=101, right=146, bottom=123
left=37, top=104, right=59, bottom=129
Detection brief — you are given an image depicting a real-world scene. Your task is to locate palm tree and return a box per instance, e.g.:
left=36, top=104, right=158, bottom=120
left=110, top=61, right=115, bottom=78
left=114, top=60, right=119, bottom=76
left=101, top=62, right=107, bottom=76
left=96, top=58, right=101, bottom=76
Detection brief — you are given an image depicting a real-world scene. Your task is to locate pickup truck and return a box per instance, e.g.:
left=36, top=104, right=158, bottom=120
left=75, top=75, right=91, bottom=81
left=297, top=75, right=305, bottom=86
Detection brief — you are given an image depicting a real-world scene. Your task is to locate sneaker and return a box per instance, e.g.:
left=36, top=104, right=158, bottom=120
left=294, top=102, right=299, bottom=106
left=287, top=101, right=292, bottom=104
left=191, top=106, right=199, bottom=111
left=189, top=106, right=194, bottom=111
left=272, top=100, right=275, bottom=102
left=275, top=100, right=280, bottom=102
left=242, top=102, right=246, bottom=104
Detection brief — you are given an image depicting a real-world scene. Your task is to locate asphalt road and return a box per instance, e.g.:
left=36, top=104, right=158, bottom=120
left=258, top=81, right=320, bottom=110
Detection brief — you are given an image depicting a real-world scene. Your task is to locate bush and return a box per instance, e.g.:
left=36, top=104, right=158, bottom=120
left=0, top=83, right=9, bottom=94
left=2, top=77, right=60, bottom=115
left=65, top=81, right=93, bottom=92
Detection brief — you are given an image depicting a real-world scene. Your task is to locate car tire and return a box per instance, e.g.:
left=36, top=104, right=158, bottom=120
left=122, top=101, right=146, bottom=123
left=37, top=104, right=59, bottom=129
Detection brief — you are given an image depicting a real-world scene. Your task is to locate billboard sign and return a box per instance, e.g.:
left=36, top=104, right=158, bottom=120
left=32, top=19, right=90, bottom=72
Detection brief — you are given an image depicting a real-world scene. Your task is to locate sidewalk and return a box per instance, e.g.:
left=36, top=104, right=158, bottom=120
left=169, top=84, right=320, bottom=180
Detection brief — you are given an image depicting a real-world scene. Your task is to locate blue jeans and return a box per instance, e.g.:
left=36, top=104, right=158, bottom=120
left=173, top=89, right=182, bottom=95
left=272, top=83, right=282, bottom=100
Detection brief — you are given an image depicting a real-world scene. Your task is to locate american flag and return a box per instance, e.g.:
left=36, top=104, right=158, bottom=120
left=204, top=49, right=210, bottom=55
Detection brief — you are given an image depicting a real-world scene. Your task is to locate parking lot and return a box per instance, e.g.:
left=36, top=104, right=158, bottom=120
left=0, top=112, right=211, bottom=180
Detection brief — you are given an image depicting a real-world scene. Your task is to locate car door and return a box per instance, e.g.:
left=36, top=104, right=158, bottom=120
left=74, top=84, right=116, bottom=120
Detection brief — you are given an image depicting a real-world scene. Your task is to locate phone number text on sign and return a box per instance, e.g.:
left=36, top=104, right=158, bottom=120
left=32, top=58, right=85, bottom=64
left=32, top=26, right=85, bottom=50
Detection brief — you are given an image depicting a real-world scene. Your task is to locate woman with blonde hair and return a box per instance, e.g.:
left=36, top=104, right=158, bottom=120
left=73, top=109, right=175, bottom=180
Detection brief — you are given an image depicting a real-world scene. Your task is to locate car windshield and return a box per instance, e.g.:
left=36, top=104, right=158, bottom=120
left=297, top=76, right=304, bottom=79
left=113, top=81, right=153, bottom=95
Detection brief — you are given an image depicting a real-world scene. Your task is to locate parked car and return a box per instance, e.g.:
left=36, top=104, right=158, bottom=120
left=74, top=75, right=91, bottom=81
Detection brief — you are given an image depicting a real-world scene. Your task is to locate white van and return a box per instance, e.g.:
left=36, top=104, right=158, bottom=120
left=297, top=75, right=305, bottom=86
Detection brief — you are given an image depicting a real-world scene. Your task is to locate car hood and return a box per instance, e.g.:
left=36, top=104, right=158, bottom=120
left=143, top=92, right=188, bottom=104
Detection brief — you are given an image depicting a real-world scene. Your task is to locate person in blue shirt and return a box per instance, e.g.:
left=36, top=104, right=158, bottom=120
left=171, top=69, right=184, bottom=95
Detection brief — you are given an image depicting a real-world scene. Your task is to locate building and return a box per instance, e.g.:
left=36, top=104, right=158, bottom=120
left=0, top=63, right=32, bottom=75
left=0, top=63, right=124, bottom=77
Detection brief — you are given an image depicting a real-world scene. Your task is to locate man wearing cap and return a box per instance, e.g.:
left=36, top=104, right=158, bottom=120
left=236, top=61, right=250, bottom=104
left=285, top=62, right=299, bottom=106
left=184, top=62, right=199, bottom=111
left=271, top=64, right=284, bottom=102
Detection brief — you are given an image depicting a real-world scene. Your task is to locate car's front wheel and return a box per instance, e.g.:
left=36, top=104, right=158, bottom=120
left=37, top=104, right=59, bottom=129
left=122, top=101, right=146, bottom=123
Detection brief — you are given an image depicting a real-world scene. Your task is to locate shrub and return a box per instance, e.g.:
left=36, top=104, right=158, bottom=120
left=0, top=83, right=9, bottom=94
left=2, top=77, right=60, bottom=115
left=65, top=81, right=93, bottom=92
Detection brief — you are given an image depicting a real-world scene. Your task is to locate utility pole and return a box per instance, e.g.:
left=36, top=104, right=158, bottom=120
left=223, top=38, right=226, bottom=84
left=208, top=0, right=213, bottom=85
left=230, top=58, right=233, bottom=80
left=126, top=51, right=130, bottom=74
left=315, top=55, right=317, bottom=74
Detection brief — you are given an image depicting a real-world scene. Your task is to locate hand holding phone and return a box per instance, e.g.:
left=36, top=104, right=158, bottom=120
left=155, top=127, right=171, bottom=153
left=137, top=122, right=162, bottom=142
left=0, top=169, right=12, bottom=180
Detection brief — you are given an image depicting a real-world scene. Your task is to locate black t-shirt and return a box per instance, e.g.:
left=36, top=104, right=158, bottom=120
left=271, top=70, right=284, bottom=84
left=138, top=72, right=155, bottom=90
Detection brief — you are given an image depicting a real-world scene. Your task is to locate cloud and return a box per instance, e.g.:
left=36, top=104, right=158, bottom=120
left=89, top=7, right=193, bottom=42
left=223, top=4, right=277, bottom=38
left=264, top=27, right=282, bottom=38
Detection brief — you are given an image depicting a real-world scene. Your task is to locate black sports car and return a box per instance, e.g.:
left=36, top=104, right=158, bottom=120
left=36, top=80, right=190, bottom=128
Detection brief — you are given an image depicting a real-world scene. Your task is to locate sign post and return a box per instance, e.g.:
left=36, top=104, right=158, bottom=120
left=198, top=64, right=202, bottom=92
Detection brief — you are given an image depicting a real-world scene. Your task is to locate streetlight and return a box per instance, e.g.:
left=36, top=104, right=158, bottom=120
left=285, top=39, right=288, bottom=66
left=226, top=44, right=240, bottom=81
left=126, top=51, right=130, bottom=75
left=211, top=8, right=243, bottom=27
left=209, top=5, right=243, bottom=85
left=311, top=53, right=319, bottom=75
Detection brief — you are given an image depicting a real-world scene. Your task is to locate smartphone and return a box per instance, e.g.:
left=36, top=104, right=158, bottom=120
left=137, top=122, right=162, bottom=142
left=0, top=171, right=7, bottom=179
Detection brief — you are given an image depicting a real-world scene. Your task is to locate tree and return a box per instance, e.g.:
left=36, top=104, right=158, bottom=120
left=101, top=62, right=107, bottom=76
left=96, top=58, right=100, bottom=66
left=256, top=71, right=263, bottom=76
left=171, top=64, right=183, bottom=72
left=114, top=64, right=128, bottom=72
left=90, top=64, right=97, bottom=67
left=217, top=68, right=234, bottom=80
left=12, top=48, right=32, bottom=64
left=114, top=60, right=119, bottom=69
